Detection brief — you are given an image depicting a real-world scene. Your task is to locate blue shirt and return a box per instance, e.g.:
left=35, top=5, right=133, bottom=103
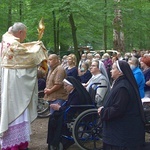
left=132, top=67, right=145, bottom=98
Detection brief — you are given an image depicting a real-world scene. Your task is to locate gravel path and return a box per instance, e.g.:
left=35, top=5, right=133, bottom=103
left=29, top=117, right=80, bottom=150
left=29, top=117, right=150, bottom=150
left=0, top=112, right=150, bottom=150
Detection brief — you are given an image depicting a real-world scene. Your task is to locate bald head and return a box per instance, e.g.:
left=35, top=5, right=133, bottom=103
left=49, top=54, right=59, bottom=59
left=48, top=54, right=60, bottom=68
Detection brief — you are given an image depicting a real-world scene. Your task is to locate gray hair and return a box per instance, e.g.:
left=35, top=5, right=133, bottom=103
left=11, top=22, right=27, bottom=33
left=129, top=56, right=139, bottom=67
left=82, top=61, right=90, bottom=70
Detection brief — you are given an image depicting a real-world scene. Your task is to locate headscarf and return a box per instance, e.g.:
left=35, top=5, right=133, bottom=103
left=98, top=61, right=108, bottom=79
left=98, top=60, right=111, bottom=90
left=64, top=76, right=92, bottom=105
left=116, top=60, right=145, bottom=123
left=63, top=79, right=73, bottom=86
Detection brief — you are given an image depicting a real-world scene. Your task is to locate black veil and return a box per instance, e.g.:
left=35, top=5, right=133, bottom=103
left=118, top=60, right=145, bottom=123
left=65, top=76, right=92, bottom=105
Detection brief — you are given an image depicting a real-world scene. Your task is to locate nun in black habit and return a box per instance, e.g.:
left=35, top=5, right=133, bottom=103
left=47, top=76, right=92, bottom=150
left=98, top=60, right=145, bottom=150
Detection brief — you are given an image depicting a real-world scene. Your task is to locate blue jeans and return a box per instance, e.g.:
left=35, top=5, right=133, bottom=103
left=49, top=99, right=65, bottom=114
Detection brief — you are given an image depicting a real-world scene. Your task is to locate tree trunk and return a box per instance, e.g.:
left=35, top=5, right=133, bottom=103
left=52, top=11, right=57, bottom=53
left=113, top=0, right=125, bottom=52
left=8, top=0, right=12, bottom=28
left=19, top=0, right=23, bottom=21
left=56, top=20, right=60, bottom=54
left=68, top=13, right=80, bottom=64
left=104, top=0, right=107, bottom=52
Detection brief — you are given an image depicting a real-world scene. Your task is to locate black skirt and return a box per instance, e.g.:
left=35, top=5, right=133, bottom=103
left=103, top=142, right=145, bottom=150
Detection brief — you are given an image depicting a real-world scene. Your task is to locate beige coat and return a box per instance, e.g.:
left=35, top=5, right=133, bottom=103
left=0, top=32, right=48, bottom=136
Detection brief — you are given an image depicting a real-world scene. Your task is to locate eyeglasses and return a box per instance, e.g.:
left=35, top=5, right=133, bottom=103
left=90, top=65, right=97, bottom=67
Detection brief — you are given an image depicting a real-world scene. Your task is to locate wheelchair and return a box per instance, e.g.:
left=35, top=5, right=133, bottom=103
left=72, top=108, right=102, bottom=150
left=60, top=83, right=108, bottom=150
left=142, top=97, right=150, bottom=134
left=61, top=89, right=150, bottom=150
left=37, top=90, right=50, bottom=118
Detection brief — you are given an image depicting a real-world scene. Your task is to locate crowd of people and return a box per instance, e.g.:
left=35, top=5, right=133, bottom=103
left=60, top=50, right=150, bottom=99
left=43, top=50, right=150, bottom=150
left=0, top=21, right=150, bottom=150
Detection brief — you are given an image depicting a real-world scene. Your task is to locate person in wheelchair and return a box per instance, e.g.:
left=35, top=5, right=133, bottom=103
left=47, top=76, right=92, bottom=150
left=83, top=59, right=110, bottom=107
left=37, top=69, right=46, bottom=91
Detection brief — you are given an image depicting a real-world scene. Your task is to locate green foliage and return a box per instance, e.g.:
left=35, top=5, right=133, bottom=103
left=0, top=0, right=149, bottom=53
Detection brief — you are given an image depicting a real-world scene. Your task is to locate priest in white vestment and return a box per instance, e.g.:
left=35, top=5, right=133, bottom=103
left=0, top=22, right=48, bottom=150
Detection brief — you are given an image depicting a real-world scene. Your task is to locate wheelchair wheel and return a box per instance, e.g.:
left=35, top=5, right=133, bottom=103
left=73, top=108, right=103, bottom=150
left=37, top=91, right=50, bottom=118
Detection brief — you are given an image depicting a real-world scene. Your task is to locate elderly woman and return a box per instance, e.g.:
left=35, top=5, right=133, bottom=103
left=47, top=76, right=92, bottom=150
left=83, top=60, right=110, bottom=107
left=78, top=61, right=92, bottom=83
left=102, top=53, right=113, bottom=83
left=140, top=56, right=150, bottom=98
left=128, top=57, right=145, bottom=98
left=98, top=60, right=145, bottom=150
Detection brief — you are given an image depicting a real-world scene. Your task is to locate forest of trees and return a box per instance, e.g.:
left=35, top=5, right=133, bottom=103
left=0, top=0, right=149, bottom=59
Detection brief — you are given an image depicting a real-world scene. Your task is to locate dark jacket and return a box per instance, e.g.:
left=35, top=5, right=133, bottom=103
left=66, top=67, right=79, bottom=80
left=79, top=70, right=92, bottom=83
left=47, top=82, right=92, bottom=147
left=59, top=89, right=85, bottom=114
left=101, top=76, right=145, bottom=147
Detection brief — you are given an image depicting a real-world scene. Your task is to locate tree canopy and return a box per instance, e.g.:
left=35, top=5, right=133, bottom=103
left=0, top=0, right=149, bottom=56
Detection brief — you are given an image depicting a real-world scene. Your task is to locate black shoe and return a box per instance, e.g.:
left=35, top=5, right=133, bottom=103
left=48, top=144, right=51, bottom=150
left=63, top=141, right=74, bottom=150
